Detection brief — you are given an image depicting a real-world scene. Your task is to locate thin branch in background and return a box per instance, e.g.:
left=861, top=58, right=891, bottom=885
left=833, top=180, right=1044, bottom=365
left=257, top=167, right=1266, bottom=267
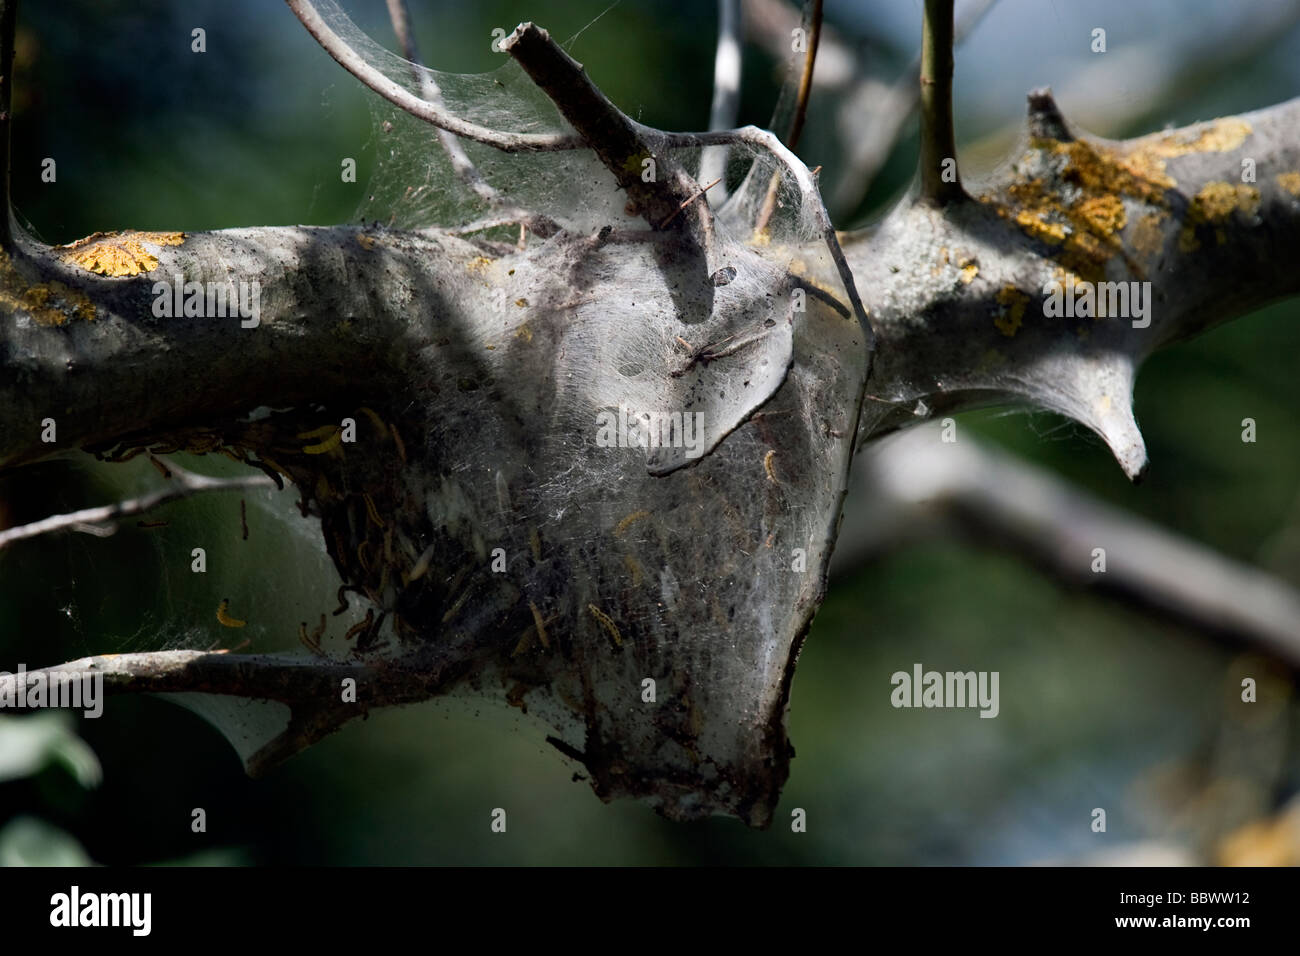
left=383, top=0, right=499, bottom=204
left=754, top=0, right=822, bottom=236
left=832, top=425, right=1300, bottom=669
left=285, top=0, right=582, bottom=152
left=0, top=651, right=426, bottom=776
left=783, top=0, right=822, bottom=150
left=699, top=0, right=742, bottom=208
left=919, top=0, right=965, bottom=205
left=832, top=0, right=996, bottom=216
left=0, top=461, right=276, bottom=550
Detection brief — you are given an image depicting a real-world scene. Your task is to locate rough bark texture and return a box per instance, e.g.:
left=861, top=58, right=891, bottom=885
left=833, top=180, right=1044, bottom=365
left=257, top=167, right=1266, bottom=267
left=2, top=10, right=1298, bottom=825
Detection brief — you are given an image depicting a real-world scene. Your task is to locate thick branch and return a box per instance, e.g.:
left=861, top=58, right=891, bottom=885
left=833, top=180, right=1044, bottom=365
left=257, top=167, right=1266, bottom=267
left=846, top=92, right=1300, bottom=478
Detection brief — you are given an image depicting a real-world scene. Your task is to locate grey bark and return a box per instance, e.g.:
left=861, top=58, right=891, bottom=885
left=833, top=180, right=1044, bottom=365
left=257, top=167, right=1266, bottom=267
left=2, top=4, right=1298, bottom=825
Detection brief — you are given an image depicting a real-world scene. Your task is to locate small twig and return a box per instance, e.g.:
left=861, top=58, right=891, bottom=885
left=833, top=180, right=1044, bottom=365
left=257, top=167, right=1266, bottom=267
left=0, top=650, right=431, bottom=775
left=919, top=0, right=965, bottom=205
left=284, top=0, right=582, bottom=153
left=660, top=177, right=722, bottom=228
left=502, top=22, right=712, bottom=241
left=754, top=0, right=823, bottom=236
left=384, top=0, right=499, bottom=204
left=0, top=467, right=275, bottom=550
left=785, top=0, right=822, bottom=151
left=832, top=0, right=997, bottom=216
left=660, top=126, right=872, bottom=348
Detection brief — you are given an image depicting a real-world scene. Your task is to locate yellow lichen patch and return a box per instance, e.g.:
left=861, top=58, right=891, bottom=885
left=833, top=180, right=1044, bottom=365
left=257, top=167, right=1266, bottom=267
left=1179, top=181, right=1261, bottom=251
left=1075, top=194, right=1127, bottom=236
left=1277, top=172, right=1300, bottom=197
left=988, top=142, right=1151, bottom=282
left=957, top=254, right=979, bottom=285
left=0, top=250, right=97, bottom=324
left=1130, top=212, right=1167, bottom=266
left=994, top=285, right=1029, bottom=338
left=466, top=256, right=494, bottom=274
left=58, top=230, right=184, bottom=277
left=1193, top=181, right=1261, bottom=220
left=1121, top=117, right=1252, bottom=189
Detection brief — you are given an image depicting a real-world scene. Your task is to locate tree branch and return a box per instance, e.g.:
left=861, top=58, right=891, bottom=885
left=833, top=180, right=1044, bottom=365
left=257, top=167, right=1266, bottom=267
left=4, top=2, right=1300, bottom=826
left=846, top=90, right=1300, bottom=478
left=383, top=0, right=499, bottom=204
left=834, top=425, right=1300, bottom=668
left=284, top=0, right=582, bottom=152
left=0, top=460, right=274, bottom=549
left=919, top=0, right=965, bottom=205
left=832, top=0, right=996, bottom=217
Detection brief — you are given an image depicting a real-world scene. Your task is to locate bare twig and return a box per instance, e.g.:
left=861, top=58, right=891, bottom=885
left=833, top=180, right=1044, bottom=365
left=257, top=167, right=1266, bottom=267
left=663, top=125, right=872, bottom=346
left=0, top=650, right=458, bottom=776
left=784, top=0, right=822, bottom=151
left=833, top=425, right=1300, bottom=668
left=383, top=0, right=499, bottom=203
left=0, top=464, right=275, bottom=550
left=502, top=22, right=711, bottom=238
left=285, top=0, right=582, bottom=152
left=919, top=0, right=964, bottom=205
left=832, top=0, right=997, bottom=216
left=699, top=0, right=742, bottom=208
left=754, top=0, right=823, bottom=236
